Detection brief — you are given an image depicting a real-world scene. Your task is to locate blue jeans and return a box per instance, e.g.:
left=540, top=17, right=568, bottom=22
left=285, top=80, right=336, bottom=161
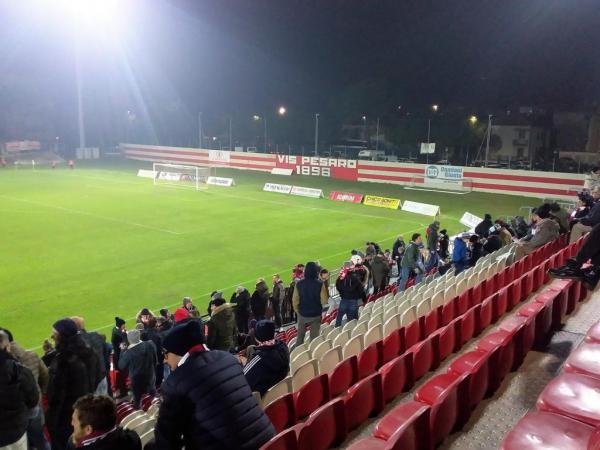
left=397, top=267, right=412, bottom=291
left=335, top=299, right=359, bottom=327
left=28, top=405, right=50, bottom=450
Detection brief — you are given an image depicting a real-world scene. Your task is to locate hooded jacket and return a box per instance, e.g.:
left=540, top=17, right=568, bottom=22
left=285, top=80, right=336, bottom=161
left=400, top=241, right=420, bottom=269
left=0, top=350, right=39, bottom=447
left=118, top=340, right=157, bottom=387
left=152, top=350, right=274, bottom=450
left=292, top=262, right=328, bottom=317
left=207, top=304, right=237, bottom=351
left=452, top=238, right=468, bottom=263
left=66, top=427, right=141, bottom=450
left=243, top=341, right=290, bottom=395
left=427, top=221, right=440, bottom=250
left=250, top=281, right=270, bottom=318
left=475, top=216, right=493, bottom=237
left=369, top=255, right=390, bottom=288
left=335, top=269, right=367, bottom=302
left=231, top=289, right=251, bottom=317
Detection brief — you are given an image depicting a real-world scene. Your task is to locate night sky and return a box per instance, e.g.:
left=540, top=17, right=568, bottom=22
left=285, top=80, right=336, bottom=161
left=2, top=0, right=600, bottom=145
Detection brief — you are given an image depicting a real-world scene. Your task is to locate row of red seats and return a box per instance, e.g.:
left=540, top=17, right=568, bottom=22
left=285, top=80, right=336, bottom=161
left=259, top=236, right=576, bottom=449
left=501, top=311, right=600, bottom=449
left=116, top=394, right=158, bottom=423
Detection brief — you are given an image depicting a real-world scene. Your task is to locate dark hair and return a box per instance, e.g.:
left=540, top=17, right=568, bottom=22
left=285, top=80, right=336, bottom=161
left=440, top=229, right=447, bottom=234
left=320, top=268, right=329, bottom=275
left=549, top=202, right=561, bottom=212
left=0, top=328, right=13, bottom=342
left=535, top=203, right=552, bottom=219
left=411, top=233, right=421, bottom=241
left=469, top=234, right=480, bottom=243
left=73, top=395, right=116, bottom=432
left=212, top=298, right=226, bottom=307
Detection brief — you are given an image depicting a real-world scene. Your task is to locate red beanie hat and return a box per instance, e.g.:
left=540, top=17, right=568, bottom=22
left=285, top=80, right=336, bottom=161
left=173, top=308, right=190, bottom=323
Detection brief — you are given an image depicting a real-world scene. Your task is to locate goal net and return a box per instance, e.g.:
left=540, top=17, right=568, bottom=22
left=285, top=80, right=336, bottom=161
left=152, top=163, right=214, bottom=190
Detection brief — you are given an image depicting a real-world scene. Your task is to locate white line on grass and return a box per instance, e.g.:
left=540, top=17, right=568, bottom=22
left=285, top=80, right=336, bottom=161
left=24, top=227, right=424, bottom=351
left=0, top=195, right=183, bottom=236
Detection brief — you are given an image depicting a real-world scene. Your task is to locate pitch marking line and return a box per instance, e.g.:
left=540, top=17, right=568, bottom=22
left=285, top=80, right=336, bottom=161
left=0, top=195, right=183, bottom=236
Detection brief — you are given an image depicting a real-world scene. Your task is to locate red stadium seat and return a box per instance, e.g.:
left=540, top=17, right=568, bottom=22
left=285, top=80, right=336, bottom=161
left=431, top=322, right=456, bottom=363
left=116, top=404, right=134, bottom=424
left=534, top=289, right=567, bottom=330
left=382, top=328, right=403, bottom=364
left=441, top=297, right=457, bottom=326
left=414, top=372, right=469, bottom=445
left=294, top=374, right=330, bottom=419
left=358, top=340, right=383, bottom=380
left=403, top=319, right=421, bottom=350
left=407, top=335, right=437, bottom=380
left=448, top=350, right=490, bottom=411
left=517, top=301, right=553, bottom=348
left=570, top=279, right=583, bottom=304
left=296, top=398, right=347, bottom=450
left=537, top=373, right=600, bottom=427
left=476, top=330, right=514, bottom=392
left=493, top=270, right=504, bottom=291
left=496, top=287, right=509, bottom=318
left=457, top=291, right=470, bottom=315
left=476, top=299, right=492, bottom=333
left=423, top=306, right=440, bottom=337
left=379, top=353, right=413, bottom=404
left=586, top=321, right=600, bottom=344
left=482, top=276, right=495, bottom=300
left=521, top=272, right=534, bottom=298
left=564, top=342, right=600, bottom=380
left=264, top=393, right=296, bottom=433
left=470, top=282, right=482, bottom=307
left=508, top=278, right=523, bottom=309
left=500, top=411, right=596, bottom=450
left=373, top=400, right=432, bottom=446
left=329, top=355, right=359, bottom=398
left=504, top=263, right=515, bottom=286
left=259, top=429, right=299, bottom=450
left=344, top=372, right=385, bottom=431
left=499, top=315, right=534, bottom=369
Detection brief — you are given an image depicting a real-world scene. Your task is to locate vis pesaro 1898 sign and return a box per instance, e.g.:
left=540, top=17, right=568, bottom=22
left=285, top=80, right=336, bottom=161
left=275, top=155, right=359, bottom=180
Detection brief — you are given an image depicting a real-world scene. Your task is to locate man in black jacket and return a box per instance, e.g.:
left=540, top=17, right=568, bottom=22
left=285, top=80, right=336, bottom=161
left=475, top=213, right=494, bottom=238
left=0, top=330, right=39, bottom=450
left=230, top=286, right=251, bottom=334
left=243, top=320, right=289, bottom=395
left=118, top=329, right=157, bottom=409
left=47, top=319, right=103, bottom=450
left=67, top=395, right=141, bottom=450
left=271, top=275, right=285, bottom=328
left=570, top=186, right=600, bottom=243
left=111, top=317, right=128, bottom=398
left=292, top=262, right=328, bottom=347
left=71, top=316, right=109, bottom=395
left=335, top=261, right=368, bottom=327
left=151, top=321, right=275, bottom=450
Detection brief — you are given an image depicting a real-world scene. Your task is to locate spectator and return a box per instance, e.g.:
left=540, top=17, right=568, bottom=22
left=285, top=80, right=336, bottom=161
left=151, top=321, right=274, bottom=450
left=438, top=229, right=450, bottom=260
left=271, top=275, right=285, bottom=329
left=68, top=395, right=141, bottom=450
left=549, top=203, right=569, bottom=233
left=452, top=233, right=470, bottom=274
left=70, top=316, right=109, bottom=395
left=516, top=203, right=560, bottom=258
left=230, top=286, right=251, bottom=334
left=549, top=221, right=600, bottom=290
left=47, top=319, right=102, bottom=450
left=140, top=318, right=164, bottom=387
left=111, top=317, right=128, bottom=398
left=243, top=320, right=289, bottom=396
left=335, top=261, right=367, bottom=327
left=584, top=166, right=600, bottom=191
left=292, top=264, right=305, bottom=282
left=570, top=186, right=600, bottom=243
left=1, top=328, right=50, bottom=450
left=0, top=330, right=39, bottom=450
left=42, top=339, right=56, bottom=368
left=392, top=235, right=406, bottom=272
left=397, top=233, right=422, bottom=291
left=483, top=226, right=503, bottom=254
left=370, top=252, right=390, bottom=294
left=495, top=221, right=514, bottom=246
left=571, top=192, right=594, bottom=224
left=173, top=307, right=190, bottom=323
left=158, top=309, right=174, bottom=332
left=135, top=308, right=154, bottom=328
left=351, top=254, right=370, bottom=287
left=118, top=329, right=157, bottom=409
left=292, top=262, right=328, bottom=346
left=475, top=213, right=493, bottom=238
left=182, top=297, right=197, bottom=315
left=468, top=234, right=484, bottom=267
left=426, top=221, right=440, bottom=272
left=250, top=279, right=270, bottom=321
left=206, top=296, right=237, bottom=352
left=322, top=269, right=339, bottom=315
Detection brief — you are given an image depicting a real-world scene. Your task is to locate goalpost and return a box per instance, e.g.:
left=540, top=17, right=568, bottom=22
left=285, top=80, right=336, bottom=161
left=152, top=163, right=215, bottom=190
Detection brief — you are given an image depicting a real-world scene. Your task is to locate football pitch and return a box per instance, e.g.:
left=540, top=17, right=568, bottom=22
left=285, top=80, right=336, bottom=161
left=0, top=160, right=537, bottom=350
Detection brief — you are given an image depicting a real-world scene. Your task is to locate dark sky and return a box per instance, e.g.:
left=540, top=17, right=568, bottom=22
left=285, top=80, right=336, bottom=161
left=2, top=0, right=600, bottom=143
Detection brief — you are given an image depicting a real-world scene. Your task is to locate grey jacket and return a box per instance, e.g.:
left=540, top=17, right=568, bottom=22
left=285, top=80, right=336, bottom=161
left=521, top=218, right=559, bottom=254
left=118, top=341, right=157, bottom=385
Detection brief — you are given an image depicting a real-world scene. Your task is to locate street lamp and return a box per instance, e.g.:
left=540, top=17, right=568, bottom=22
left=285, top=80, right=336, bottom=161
left=432, top=104, right=439, bottom=112
left=469, top=115, right=478, bottom=125
left=278, top=106, right=287, bottom=116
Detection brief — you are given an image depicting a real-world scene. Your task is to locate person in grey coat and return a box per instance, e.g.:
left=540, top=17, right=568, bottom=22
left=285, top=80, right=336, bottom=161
left=118, top=329, right=157, bottom=409
left=516, top=203, right=560, bottom=259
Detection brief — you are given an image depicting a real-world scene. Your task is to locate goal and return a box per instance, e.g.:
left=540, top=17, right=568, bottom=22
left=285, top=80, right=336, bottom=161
left=152, top=163, right=215, bottom=190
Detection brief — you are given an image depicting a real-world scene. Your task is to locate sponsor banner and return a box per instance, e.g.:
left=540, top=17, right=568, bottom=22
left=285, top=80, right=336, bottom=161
left=207, top=176, right=235, bottom=187
left=420, top=143, right=435, bottom=154
left=271, top=167, right=294, bottom=176
left=401, top=200, right=440, bottom=216
left=329, top=191, right=364, bottom=204
left=275, top=154, right=359, bottom=180
left=290, top=186, right=324, bottom=198
left=5, top=140, right=41, bottom=152
left=137, top=169, right=156, bottom=179
left=460, top=212, right=482, bottom=230
left=425, top=165, right=464, bottom=182
left=263, top=182, right=292, bottom=194
left=208, top=150, right=230, bottom=163
left=363, top=195, right=401, bottom=210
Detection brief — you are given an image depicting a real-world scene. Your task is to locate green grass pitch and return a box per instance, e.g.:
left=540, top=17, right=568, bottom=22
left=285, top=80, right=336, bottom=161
left=0, top=159, right=539, bottom=350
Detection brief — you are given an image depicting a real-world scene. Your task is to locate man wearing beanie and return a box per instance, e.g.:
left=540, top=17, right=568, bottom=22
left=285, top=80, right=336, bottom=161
left=243, top=320, right=289, bottom=395
left=118, top=329, right=157, bottom=409
left=150, top=321, right=274, bottom=450
left=47, top=318, right=102, bottom=450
